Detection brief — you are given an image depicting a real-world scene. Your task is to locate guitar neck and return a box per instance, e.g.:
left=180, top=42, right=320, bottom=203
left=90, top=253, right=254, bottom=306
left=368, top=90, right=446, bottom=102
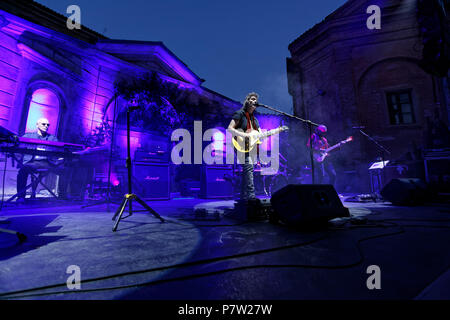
left=325, top=142, right=343, bottom=153
left=260, top=128, right=281, bottom=139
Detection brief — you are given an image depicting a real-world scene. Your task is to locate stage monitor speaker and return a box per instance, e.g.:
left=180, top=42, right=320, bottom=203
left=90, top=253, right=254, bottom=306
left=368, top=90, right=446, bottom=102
left=270, top=184, right=350, bottom=226
left=200, top=165, right=233, bottom=199
left=380, top=178, right=428, bottom=206
left=133, top=162, right=170, bottom=200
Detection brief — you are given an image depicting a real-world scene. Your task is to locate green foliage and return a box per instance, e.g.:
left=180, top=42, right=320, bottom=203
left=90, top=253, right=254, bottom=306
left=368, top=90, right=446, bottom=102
left=115, top=72, right=184, bottom=134
left=114, top=71, right=233, bottom=134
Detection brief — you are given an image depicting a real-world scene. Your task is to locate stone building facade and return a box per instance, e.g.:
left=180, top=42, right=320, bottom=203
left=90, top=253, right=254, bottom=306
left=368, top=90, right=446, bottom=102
left=0, top=0, right=242, bottom=197
left=287, top=0, right=449, bottom=192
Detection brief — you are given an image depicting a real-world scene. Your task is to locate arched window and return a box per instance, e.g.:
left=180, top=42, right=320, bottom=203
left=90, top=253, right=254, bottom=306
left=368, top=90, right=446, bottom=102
left=25, top=88, right=60, bottom=136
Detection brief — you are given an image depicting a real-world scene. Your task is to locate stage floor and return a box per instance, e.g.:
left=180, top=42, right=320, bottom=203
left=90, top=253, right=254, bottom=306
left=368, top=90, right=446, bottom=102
left=0, top=196, right=449, bottom=300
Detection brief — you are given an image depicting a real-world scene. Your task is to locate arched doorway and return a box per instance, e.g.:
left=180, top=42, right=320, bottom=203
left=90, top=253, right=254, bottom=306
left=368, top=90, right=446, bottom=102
left=24, top=88, right=60, bottom=136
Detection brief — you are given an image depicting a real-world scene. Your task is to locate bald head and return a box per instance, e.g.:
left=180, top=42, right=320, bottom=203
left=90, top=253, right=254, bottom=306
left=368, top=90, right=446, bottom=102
left=36, top=118, right=50, bottom=136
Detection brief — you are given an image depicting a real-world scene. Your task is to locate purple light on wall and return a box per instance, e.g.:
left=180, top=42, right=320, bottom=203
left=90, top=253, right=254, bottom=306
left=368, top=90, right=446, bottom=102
left=26, top=88, right=59, bottom=135
left=110, top=172, right=120, bottom=186
left=116, top=129, right=142, bottom=159
left=95, top=165, right=120, bottom=186
left=257, top=115, right=280, bottom=152
left=212, top=129, right=225, bottom=152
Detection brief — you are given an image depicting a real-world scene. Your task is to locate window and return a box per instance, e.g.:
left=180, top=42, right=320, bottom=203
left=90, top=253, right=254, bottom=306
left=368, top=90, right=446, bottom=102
left=386, top=90, right=416, bottom=125
left=25, top=88, right=60, bottom=135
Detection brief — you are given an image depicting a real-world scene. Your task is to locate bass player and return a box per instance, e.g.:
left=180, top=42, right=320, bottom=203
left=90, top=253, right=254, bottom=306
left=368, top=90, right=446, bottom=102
left=307, top=124, right=337, bottom=186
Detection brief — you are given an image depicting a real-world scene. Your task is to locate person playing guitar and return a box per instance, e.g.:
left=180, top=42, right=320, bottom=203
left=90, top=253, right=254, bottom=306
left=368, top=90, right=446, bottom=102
left=228, top=92, right=289, bottom=200
left=227, top=92, right=261, bottom=200
left=307, top=124, right=352, bottom=186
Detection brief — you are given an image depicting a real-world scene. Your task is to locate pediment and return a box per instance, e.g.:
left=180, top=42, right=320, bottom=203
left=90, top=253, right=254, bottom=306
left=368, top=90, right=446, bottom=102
left=96, top=40, right=203, bottom=86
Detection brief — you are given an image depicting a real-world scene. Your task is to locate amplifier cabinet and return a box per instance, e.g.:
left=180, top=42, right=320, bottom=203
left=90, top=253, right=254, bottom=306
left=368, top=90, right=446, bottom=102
left=132, top=162, right=170, bottom=200
left=200, top=165, right=234, bottom=199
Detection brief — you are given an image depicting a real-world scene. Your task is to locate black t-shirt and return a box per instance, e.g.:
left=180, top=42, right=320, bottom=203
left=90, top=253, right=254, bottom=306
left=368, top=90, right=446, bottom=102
left=232, top=108, right=260, bottom=131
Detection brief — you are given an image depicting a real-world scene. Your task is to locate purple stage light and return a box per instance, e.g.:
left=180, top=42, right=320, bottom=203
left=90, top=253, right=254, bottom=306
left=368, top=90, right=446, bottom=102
left=257, top=116, right=281, bottom=152
left=212, top=129, right=225, bottom=152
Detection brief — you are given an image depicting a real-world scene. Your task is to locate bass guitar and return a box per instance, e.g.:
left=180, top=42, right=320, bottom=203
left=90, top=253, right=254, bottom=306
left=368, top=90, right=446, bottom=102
left=313, top=136, right=353, bottom=163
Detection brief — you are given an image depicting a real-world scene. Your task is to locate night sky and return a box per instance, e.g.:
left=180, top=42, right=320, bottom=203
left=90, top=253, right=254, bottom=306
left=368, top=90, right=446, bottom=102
left=36, top=0, right=347, bottom=114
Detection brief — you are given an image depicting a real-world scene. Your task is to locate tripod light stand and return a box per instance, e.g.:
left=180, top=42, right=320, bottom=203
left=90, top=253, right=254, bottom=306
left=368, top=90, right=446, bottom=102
left=111, top=106, right=165, bottom=231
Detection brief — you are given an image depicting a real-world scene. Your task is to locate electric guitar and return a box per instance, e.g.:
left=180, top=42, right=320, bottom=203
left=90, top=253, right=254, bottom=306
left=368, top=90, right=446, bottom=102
left=232, top=126, right=289, bottom=153
left=313, top=136, right=353, bottom=163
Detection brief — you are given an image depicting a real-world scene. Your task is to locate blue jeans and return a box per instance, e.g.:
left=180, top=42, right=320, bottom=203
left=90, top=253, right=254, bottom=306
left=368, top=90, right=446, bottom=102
left=241, top=157, right=255, bottom=200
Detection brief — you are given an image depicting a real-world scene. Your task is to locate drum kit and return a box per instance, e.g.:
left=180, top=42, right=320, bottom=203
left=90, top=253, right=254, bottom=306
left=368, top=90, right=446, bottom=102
left=230, top=155, right=312, bottom=197
left=255, top=162, right=309, bottom=196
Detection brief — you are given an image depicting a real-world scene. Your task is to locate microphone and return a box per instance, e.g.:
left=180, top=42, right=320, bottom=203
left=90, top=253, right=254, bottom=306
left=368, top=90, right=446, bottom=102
left=352, top=126, right=365, bottom=129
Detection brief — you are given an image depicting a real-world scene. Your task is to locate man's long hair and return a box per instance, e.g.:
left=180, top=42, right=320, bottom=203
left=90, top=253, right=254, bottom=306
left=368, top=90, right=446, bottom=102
left=243, top=92, right=259, bottom=110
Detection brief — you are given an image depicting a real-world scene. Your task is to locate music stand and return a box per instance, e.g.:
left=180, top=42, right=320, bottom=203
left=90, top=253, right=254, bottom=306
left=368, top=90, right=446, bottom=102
left=357, top=128, right=391, bottom=201
left=368, top=160, right=390, bottom=199
left=111, top=106, right=165, bottom=231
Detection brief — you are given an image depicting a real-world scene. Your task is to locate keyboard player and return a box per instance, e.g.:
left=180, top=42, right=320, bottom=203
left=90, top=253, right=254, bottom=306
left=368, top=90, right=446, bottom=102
left=16, top=118, right=69, bottom=201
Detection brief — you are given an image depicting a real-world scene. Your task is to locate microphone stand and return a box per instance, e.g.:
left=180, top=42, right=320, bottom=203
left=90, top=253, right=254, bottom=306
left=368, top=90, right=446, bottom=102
left=257, top=104, right=320, bottom=184
left=357, top=129, right=391, bottom=199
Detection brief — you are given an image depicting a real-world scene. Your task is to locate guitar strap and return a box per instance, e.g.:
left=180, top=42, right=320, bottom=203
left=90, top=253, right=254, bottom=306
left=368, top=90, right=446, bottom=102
left=235, top=109, right=259, bottom=131
left=244, top=112, right=252, bottom=130
left=234, top=111, right=259, bottom=156
left=244, top=111, right=260, bottom=157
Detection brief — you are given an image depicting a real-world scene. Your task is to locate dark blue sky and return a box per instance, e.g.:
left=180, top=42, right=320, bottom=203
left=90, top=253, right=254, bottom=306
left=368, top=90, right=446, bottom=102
left=36, top=0, right=347, bottom=113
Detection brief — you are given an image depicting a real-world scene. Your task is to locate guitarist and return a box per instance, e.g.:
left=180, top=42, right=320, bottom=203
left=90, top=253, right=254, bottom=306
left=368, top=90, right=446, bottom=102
left=227, top=92, right=261, bottom=200
left=307, top=124, right=337, bottom=186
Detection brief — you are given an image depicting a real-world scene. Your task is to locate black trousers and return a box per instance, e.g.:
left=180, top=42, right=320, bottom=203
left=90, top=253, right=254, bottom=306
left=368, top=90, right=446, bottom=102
left=17, top=160, right=69, bottom=199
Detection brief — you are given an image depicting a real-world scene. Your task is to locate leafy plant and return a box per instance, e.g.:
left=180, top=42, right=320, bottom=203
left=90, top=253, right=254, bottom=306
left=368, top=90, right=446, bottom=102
left=114, top=72, right=184, bottom=135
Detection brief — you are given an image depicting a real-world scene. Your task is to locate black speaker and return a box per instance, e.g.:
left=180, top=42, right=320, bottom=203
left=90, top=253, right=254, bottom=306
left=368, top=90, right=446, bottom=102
left=381, top=178, right=428, bottom=206
left=133, top=162, right=170, bottom=200
left=200, top=165, right=233, bottom=199
left=270, top=184, right=350, bottom=226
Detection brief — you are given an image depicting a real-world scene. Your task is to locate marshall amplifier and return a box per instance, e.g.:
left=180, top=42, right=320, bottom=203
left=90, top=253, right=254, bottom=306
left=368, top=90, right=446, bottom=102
left=200, top=165, right=233, bottom=199
left=134, top=147, right=170, bottom=163
left=132, top=132, right=171, bottom=163
left=132, top=162, right=170, bottom=200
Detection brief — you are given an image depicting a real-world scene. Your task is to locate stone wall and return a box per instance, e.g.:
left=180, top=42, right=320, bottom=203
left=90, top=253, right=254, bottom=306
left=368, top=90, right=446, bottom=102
left=287, top=0, right=448, bottom=192
left=0, top=7, right=241, bottom=197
